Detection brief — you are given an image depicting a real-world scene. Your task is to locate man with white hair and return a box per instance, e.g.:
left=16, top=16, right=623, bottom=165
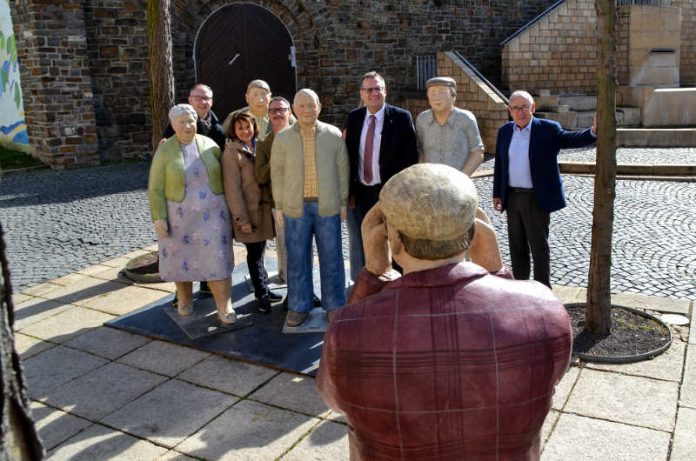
left=493, top=90, right=596, bottom=288
left=317, top=163, right=572, bottom=460
left=271, top=89, right=349, bottom=327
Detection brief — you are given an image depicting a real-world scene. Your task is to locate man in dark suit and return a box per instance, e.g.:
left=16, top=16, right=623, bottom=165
left=344, top=71, right=419, bottom=281
left=493, top=90, right=596, bottom=287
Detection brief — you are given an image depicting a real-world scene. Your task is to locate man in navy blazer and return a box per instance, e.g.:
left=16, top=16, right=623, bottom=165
left=345, top=71, right=419, bottom=281
left=493, top=90, right=596, bottom=287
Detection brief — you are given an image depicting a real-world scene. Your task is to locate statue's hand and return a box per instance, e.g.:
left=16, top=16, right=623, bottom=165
left=340, top=206, right=347, bottom=221
left=361, top=204, right=391, bottom=275
left=154, top=219, right=169, bottom=238
left=468, top=217, right=503, bottom=273
left=273, top=209, right=284, bottom=227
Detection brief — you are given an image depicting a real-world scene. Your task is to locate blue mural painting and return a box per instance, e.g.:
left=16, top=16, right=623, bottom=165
left=0, top=0, right=28, bottom=146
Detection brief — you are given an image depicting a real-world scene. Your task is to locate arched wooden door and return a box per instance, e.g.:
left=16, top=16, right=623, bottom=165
left=195, top=4, right=296, bottom=121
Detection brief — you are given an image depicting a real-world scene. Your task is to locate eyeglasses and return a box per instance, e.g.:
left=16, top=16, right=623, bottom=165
left=509, top=104, right=531, bottom=112
left=190, top=95, right=212, bottom=102
left=269, top=107, right=290, bottom=114
left=360, top=86, right=384, bottom=94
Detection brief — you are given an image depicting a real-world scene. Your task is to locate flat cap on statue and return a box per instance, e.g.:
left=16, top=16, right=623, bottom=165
left=379, top=164, right=478, bottom=241
left=425, top=76, right=457, bottom=89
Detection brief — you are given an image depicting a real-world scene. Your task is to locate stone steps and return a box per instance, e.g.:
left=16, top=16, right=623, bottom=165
left=617, top=128, right=696, bottom=147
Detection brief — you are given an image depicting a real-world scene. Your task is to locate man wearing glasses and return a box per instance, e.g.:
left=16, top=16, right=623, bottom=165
left=493, top=90, right=597, bottom=288
left=344, top=71, right=418, bottom=281
left=162, top=83, right=225, bottom=149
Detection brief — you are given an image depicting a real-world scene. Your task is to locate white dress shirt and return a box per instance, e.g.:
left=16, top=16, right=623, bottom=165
left=508, top=119, right=534, bottom=188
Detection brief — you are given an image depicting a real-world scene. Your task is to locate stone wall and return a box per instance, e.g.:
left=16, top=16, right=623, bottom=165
left=502, top=0, right=696, bottom=95
left=82, top=0, right=150, bottom=160
left=501, top=0, right=597, bottom=95
left=674, top=0, right=696, bottom=85
left=12, top=0, right=99, bottom=167
left=170, top=0, right=557, bottom=125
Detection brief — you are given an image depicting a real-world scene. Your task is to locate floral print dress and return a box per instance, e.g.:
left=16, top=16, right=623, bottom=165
left=158, top=142, right=233, bottom=281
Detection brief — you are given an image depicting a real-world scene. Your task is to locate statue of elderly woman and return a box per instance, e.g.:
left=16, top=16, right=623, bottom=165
left=148, top=104, right=236, bottom=324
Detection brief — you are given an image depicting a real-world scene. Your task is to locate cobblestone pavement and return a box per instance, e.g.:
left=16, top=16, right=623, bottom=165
left=0, top=162, right=156, bottom=289
left=559, top=146, right=696, bottom=165
left=2, top=156, right=695, bottom=300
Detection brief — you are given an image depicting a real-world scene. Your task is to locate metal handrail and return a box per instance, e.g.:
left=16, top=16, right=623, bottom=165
left=450, top=51, right=509, bottom=104
left=500, top=0, right=566, bottom=46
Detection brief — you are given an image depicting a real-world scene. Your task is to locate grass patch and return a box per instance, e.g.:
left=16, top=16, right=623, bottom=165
left=0, top=145, right=44, bottom=170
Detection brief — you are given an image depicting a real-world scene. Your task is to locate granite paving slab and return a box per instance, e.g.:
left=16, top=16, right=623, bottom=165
left=542, top=413, right=670, bottom=461
left=30, top=401, right=93, bottom=451
left=585, top=337, right=686, bottom=382
left=249, top=371, right=332, bottom=418
left=101, top=379, right=237, bottom=448
left=17, top=306, right=115, bottom=344
left=63, top=326, right=151, bottom=360
left=564, top=368, right=679, bottom=431
left=44, top=362, right=167, bottom=420
left=671, top=406, right=696, bottom=460
left=25, top=276, right=125, bottom=306
left=117, top=340, right=210, bottom=377
left=541, top=410, right=560, bottom=447
left=47, top=423, right=168, bottom=461
left=14, top=297, right=73, bottom=330
left=24, top=345, right=108, bottom=398
left=551, top=366, right=580, bottom=411
left=157, top=450, right=197, bottom=460
left=75, top=284, right=173, bottom=316
left=177, top=355, right=278, bottom=396
left=679, top=339, right=696, bottom=408
left=14, top=332, right=55, bottom=360
left=176, top=399, right=316, bottom=460
left=609, top=293, right=691, bottom=315
left=281, top=419, right=349, bottom=461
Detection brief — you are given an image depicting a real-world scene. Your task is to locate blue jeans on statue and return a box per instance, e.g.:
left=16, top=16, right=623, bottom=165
left=284, top=201, right=345, bottom=313
left=347, top=205, right=366, bottom=282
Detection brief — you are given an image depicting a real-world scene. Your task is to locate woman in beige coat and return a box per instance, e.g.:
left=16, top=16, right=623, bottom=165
left=222, top=111, right=281, bottom=313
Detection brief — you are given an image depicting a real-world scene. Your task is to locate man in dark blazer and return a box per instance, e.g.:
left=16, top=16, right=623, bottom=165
left=493, top=90, right=596, bottom=287
left=345, top=71, right=419, bottom=281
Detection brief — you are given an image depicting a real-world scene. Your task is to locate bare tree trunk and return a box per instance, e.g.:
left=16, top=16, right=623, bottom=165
left=0, top=224, right=44, bottom=460
left=586, top=0, right=617, bottom=336
left=147, top=0, right=175, bottom=152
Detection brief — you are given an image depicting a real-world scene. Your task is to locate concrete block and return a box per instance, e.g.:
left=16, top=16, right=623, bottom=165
left=118, top=340, right=210, bottom=377
left=18, top=306, right=114, bottom=344
left=46, top=424, right=167, bottom=460
left=102, top=379, right=237, bottom=448
left=45, top=362, right=166, bottom=420
left=643, top=89, right=696, bottom=127
left=671, top=407, right=696, bottom=460
left=176, top=399, right=316, bottom=460
left=30, top=401, right=92, bottom=451
left=542, top=413, right=670, bottom=460
left=575, top=111, right=595, bottom=128
left=617, top=128, right=649, bottom=147
left=616, top=106, right=641, bottom=126
left=283, top=419, right=349, bottom=461
left=63, top=326, right=150, bottom=360
left=565, top=369, right=678, bottom=431
left=250, top=371, right=332, bottom=418
left=558, top=94, right=596, bottom=111
left=552, top=285, right=586, bottom=303
left=536, top=111, right=577, bottom=129
left=24, top=345, right=107, bottom=398
left=586, top=338, right=685, bottom=383
left=178, top=355, right=278, bottom=397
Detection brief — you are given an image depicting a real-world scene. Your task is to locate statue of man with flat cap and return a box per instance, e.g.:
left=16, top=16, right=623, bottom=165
left=416, top=76, right=485, bottom=176
left=317, top=163, right=572, bottom=461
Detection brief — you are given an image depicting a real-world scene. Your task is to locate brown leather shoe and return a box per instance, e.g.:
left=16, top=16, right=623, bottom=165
left=285, top=311, right=309, bottom=327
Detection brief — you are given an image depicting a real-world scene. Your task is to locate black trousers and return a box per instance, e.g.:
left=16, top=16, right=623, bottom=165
left=245, top=241, right=269, bottom=298
left=505, top=189, right=551, bottom=287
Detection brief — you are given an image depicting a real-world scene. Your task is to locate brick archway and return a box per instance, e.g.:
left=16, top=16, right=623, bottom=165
left=194, top=3, right=297, bottom=119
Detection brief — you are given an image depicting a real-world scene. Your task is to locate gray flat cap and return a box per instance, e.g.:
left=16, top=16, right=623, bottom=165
left=379, top=164, right=478, bottom=241
left=425, top=76, right=457, bottom=89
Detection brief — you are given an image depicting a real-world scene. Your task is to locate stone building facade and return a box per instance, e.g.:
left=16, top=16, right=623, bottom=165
left=12, top=0, right=558, bottom=166
left=13, top=0, right=694, bottom=167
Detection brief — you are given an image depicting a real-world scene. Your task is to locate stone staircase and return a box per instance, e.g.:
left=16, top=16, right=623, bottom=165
left=532, top=92, right=696, bottom=147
